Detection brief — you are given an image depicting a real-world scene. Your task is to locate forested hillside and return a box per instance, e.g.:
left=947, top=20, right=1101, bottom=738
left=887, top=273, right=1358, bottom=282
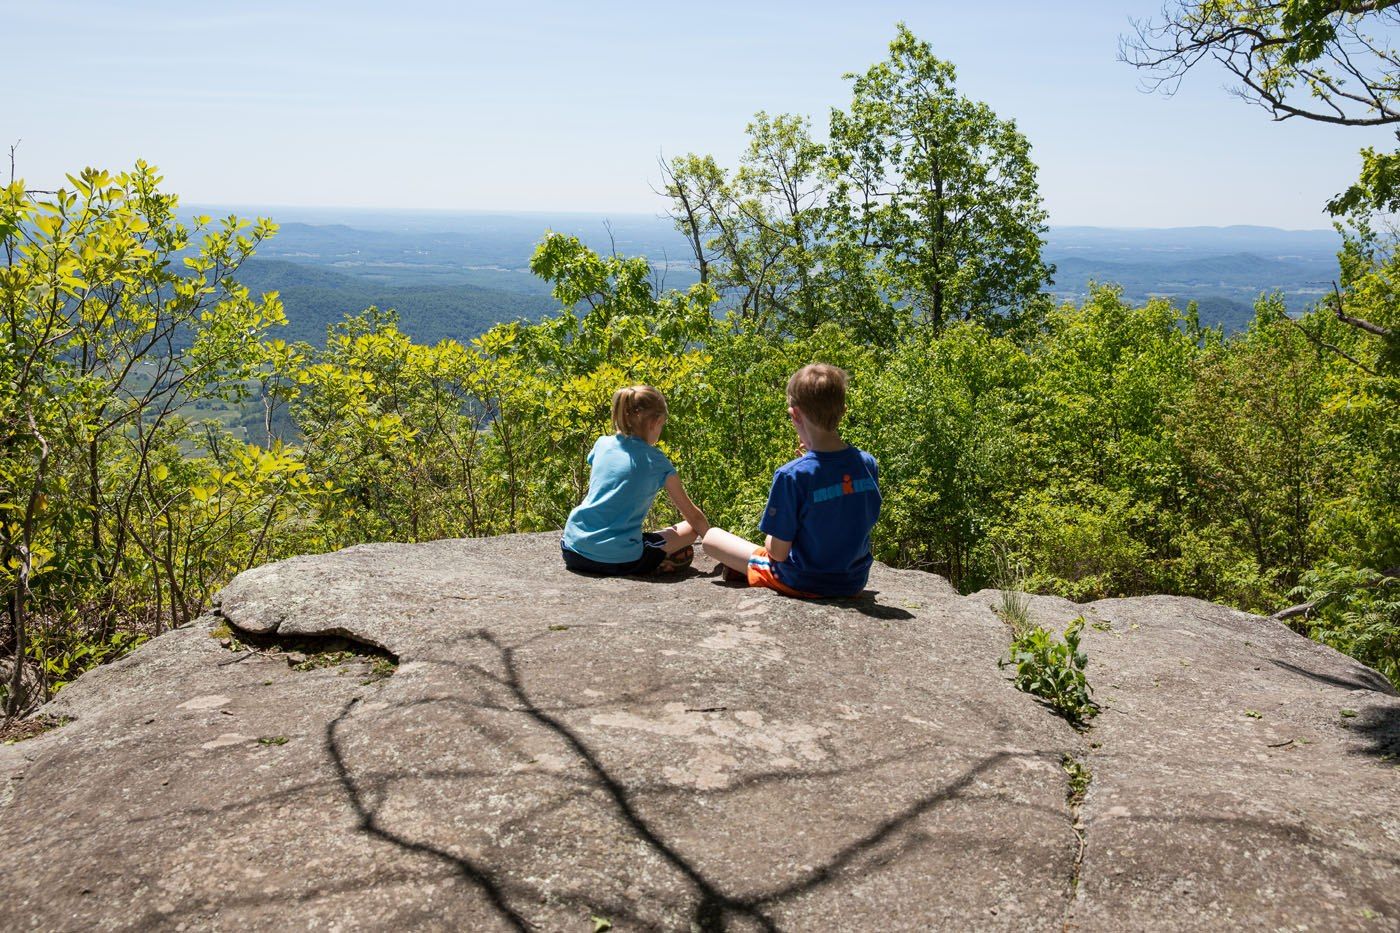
left=237, top=214, right=1339, bottom=337
left=232, top=259, right=553, bottom=344
left=1047, top=250, right=1331, bottom=332
left=2, top=20, right=1395, bottom=723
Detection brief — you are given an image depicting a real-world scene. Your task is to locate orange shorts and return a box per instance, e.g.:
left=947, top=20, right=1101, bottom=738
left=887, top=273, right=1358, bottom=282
left=746, top=548, right=821, bottom=599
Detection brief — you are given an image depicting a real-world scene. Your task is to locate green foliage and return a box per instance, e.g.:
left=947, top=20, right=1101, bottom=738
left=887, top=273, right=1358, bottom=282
left=365, top=656, right=397, bottom=683
left=1291, top=562, right=1399, bottom=686
left=1328, top=147, right=1400, bottom=217
left=1062, top=753, right=1092, bottom=807
left=858, top=322, right=1026, bottom=584
left=290, top=650, right=358, bottom=672
left=664, top=24, right=1050, bottom=336
left=830, top=24, right=1052, bottom=330
left=1, top=163, right=303, bottom=713
left=32, top=630, right=148, bottom=695
left=1170, top=300, right=1333, bottom=599
left=1000, top=617, right=1099, bottom=728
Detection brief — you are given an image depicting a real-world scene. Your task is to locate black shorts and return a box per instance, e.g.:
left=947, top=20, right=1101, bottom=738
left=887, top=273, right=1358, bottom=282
left=557, top=529, right=666, bottom=574
left=561, top=533, right=668, bottom=576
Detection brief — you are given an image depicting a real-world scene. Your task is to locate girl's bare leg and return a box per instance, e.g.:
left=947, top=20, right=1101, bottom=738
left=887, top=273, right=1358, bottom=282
left=700, top=527, right=760, bottom=573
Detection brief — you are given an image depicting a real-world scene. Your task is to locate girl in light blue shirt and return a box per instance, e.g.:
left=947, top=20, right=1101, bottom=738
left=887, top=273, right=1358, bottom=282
left=561, top=385, right=709, bottom=575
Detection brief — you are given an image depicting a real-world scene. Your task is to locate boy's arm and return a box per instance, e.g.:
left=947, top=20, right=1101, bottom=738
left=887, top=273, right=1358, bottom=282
left=758, top=469, right=798, bottom=563
left=663, top=474, right=709, bottom=537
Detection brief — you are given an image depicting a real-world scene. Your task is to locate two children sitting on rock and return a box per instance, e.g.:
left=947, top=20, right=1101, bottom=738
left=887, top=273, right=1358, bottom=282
left=560, top=364, right=882, bottom=599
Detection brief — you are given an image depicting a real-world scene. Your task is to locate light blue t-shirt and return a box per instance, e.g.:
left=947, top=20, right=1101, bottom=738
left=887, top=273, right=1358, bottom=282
left=562, top=434, right=676, bottom=563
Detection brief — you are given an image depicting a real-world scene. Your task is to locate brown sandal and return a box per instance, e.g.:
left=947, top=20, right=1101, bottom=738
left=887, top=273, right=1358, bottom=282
left=657, top=545, right=694, bottom=574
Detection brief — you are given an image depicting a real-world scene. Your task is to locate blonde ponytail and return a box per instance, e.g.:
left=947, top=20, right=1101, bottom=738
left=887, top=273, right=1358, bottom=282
left=610, top=385, right=668, bottom=437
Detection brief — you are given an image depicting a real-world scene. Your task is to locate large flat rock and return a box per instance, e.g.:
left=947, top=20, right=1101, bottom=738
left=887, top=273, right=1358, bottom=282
left=1, top=533, right=1395, bottom=931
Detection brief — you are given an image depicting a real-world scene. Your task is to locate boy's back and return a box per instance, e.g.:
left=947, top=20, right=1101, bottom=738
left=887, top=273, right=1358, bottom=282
left=759, top=445, right=881, bottom=596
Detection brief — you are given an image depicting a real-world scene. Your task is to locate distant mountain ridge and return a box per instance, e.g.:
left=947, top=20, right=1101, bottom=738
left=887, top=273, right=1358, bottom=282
left=199, top=207, right=1346, bottom=337
left=234, top=259, right=554, bottom=345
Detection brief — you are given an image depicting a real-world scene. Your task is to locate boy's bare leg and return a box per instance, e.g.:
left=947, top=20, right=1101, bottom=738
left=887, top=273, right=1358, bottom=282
left=656, top=521, right=699, bottom=555
left=700, top=527, right=760, bottom=573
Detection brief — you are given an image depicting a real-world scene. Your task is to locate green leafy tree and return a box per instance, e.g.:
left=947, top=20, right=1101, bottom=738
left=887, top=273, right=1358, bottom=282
left=859, top=322, right=1026, bottom=585
left=999, top=289, right=1199, bottom=600
left=662, top=114, right=888, bottom=339
left=828, top=23, right=1053, bottom=331
left=1171, top=302, right=1336, bottom=601
left=1, top=164, right=293, bottom=712
left=665, top=25, right=1052, bottom=337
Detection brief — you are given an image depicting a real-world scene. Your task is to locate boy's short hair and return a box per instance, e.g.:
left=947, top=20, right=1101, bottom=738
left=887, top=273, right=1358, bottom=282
left=786, top=364, right=847, bottom=431
left=611, top=384, right=668, bottom=437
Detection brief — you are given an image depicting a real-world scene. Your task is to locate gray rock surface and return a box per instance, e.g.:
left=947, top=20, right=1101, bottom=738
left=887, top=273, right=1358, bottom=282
left=1, top=533, right=1395, bottom=931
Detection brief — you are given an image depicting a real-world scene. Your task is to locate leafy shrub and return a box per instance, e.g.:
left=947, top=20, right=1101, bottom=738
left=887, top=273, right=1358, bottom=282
left=1000, top=616, right=1099, bottom=727
left=1291, top=562, right=1399, bottom=688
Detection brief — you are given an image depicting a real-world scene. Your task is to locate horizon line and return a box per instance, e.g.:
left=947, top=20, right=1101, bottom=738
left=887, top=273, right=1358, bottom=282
left=182, top=203, right=1339, bottom=235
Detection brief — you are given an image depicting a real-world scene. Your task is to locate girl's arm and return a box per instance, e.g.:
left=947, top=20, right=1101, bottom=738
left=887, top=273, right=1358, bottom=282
left=663, top=473, right=709, bottom=538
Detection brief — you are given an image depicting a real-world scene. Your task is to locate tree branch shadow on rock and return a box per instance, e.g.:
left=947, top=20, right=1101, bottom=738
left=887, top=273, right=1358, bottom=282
left=326, top=702, right=536, bottom=931
left=1265, top=658, right=1400, bottom=762
left=1351, top=705, right=1400, bottom=761
left=324, top=628, right=1021, bottom=931
left=1267, top=657, right=1397, bottom=698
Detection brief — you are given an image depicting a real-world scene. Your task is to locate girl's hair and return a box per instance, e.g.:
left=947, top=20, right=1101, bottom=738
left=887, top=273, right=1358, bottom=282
left=611, top=385, right=668, bottom=437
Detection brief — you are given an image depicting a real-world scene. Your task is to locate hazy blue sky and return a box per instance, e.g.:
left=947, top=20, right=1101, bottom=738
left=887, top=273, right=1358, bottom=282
left=6, top=0, right=1395, bottom=228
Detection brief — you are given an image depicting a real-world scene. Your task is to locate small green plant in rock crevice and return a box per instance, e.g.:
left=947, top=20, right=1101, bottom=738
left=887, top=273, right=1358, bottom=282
left=210, top=621, right=247, bottom=653
left=1000, top=616, right=1099, bottom=728
left=291, top=650, right=357, bottom=672
left=361, top=656, right=397, bottom=685
left=1062, top=753, right=1092, bottom=807
left=1061, top=751, right=1092, bottom=900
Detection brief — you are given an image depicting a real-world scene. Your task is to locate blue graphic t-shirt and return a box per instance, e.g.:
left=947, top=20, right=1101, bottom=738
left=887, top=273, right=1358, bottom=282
left=758, top=446, right=881, bottom=596
left=562, top=434, right=676, bottom=564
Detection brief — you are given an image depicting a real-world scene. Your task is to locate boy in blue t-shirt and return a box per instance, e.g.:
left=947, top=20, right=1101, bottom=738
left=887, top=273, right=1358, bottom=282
left=702, top=364, right=881, bottom=598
